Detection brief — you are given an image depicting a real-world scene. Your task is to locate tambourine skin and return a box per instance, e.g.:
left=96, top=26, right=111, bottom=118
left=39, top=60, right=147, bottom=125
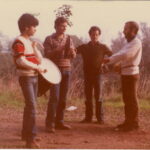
left=38, top=58, right=62, bottom=84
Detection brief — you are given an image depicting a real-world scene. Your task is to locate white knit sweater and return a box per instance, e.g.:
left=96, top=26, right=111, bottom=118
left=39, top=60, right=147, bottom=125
left=109, top=37, right=142, bottom=75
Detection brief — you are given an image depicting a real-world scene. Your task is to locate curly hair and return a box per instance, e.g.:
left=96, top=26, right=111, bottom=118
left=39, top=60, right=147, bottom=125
left=54, top=17, right=68, bottom=28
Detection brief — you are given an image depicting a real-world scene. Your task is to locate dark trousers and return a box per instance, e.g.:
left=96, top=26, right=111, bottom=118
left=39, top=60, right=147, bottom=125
left=19, top=76, right=38, bottom=142
left=46, top=70, right=70, bottom=127
left=121, top=74, right=139, bottom=126
left=84, top=74, right=104, bottom=121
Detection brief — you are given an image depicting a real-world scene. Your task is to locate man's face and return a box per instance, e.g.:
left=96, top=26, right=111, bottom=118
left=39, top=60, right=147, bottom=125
left=26, top=26, right=37, bottom=36
left=89, top=30, right=100, bottom=43
left=55, top=22, right=68, bottom=34
left=123, top=23, right=136, bottom=40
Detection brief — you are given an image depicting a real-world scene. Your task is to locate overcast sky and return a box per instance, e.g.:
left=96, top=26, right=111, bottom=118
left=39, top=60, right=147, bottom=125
left=0, top=0, right=150, bottom=46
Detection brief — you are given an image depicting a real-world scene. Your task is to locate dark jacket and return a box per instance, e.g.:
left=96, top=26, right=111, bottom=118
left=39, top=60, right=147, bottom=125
left=77, top=41, right=112, bottom=75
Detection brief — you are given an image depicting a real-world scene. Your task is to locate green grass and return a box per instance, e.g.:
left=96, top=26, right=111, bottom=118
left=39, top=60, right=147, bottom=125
left=105, top=95, right=150, bottom=110
left=0, top=90, right=49, bottom=111
left=0, top=91, right=23, bottom=109
left=139, top=98, right=150, bottom=109
left=0, top=90, right=150, bottom=110
left=105, top=95, right=124, bottom=108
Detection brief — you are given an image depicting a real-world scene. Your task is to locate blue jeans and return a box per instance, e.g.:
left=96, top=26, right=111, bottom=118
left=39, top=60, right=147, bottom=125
left=84, top=74, right=104, bottom=121
left=19, top=76, right=38, bottom=142
left=46, top=70, right=70, bottom=127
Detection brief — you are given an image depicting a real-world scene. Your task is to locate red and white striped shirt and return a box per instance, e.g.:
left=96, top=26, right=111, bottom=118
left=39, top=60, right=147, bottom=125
left=12, top=36, right=43, bottom=76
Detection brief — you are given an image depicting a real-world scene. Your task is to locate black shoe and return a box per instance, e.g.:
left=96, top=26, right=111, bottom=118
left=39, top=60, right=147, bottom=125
left=122, top=124, right=139, bottom=132
left=80, top=119, right=92, bottom=123
left=115, top=122, right=139, bottom=132
left=55, top=123, right=71, bottom=130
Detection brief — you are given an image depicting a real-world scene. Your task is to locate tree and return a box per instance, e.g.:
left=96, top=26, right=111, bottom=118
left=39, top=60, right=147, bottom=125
left=0, top=32, right=10, bottom=53
left=54, top=4, right=73, bottom=27
left=140, top=22, right=150, bottom=72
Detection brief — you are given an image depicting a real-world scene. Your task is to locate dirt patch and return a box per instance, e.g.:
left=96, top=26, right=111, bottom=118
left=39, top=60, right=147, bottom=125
left=0, top=106, right=150, bottom=149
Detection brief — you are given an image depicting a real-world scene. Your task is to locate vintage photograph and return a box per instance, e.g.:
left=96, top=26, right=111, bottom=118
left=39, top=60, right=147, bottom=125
left=0, top=0, right=150, bottom=149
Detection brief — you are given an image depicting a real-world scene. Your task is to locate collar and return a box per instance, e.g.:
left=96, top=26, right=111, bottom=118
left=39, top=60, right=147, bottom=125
left=88, top=41, right=101, bottom=46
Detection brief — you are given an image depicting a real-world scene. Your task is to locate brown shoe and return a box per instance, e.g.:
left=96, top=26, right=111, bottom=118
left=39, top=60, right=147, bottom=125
left=26, top=140, right=40, bottom=149
left=55, top=123, right=71, bottom=130
left=46, top=126, right=55, bottom=133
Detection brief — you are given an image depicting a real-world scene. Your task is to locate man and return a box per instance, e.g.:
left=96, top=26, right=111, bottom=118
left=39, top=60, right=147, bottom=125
left=12, top=13, right=45, bottom=148
left=103, top=21, right=142, bottom=131
left=77, top=26, right=112, bottom=124
left=44, top=17, right=76, bottom=133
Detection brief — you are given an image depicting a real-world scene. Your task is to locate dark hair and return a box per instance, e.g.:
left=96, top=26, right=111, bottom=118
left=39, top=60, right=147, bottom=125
left=88, top=26, right=101, bottom=35
left=18, top=13, right=39, bottom=33
left=125, top=21, right=139, bottom=34
left=54, top=17, right=68, bottom=28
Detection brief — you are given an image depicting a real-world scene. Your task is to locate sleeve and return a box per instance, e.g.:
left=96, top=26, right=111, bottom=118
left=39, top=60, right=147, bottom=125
left=104, top=45, right=113, bottom=57
left=12, top=40, right=24, bottom=57
left=109, top=40, right=141, bottom=64
left=16, top=56, right=39, bottom=70
left=12, top=40, right=39, bottom=70
left=76, top=45, right=84, bottom=54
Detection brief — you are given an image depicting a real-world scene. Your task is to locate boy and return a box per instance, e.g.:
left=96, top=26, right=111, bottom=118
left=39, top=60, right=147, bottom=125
left=12, top=13, right=44, bottom=148
left=77, top=26, right=112, bottom=124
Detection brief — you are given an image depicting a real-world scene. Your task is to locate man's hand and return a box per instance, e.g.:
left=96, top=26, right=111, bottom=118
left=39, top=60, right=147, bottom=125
left=32, top=41, right=38, bottom=48
left=101, top=64, right=109, bottom=73
left=36, top=66, right=47, bottom=73
left=113, top=63, right=121, bottom=73
left=70, top=48, right=76, bottom=58
left=102, top=58, right=110, bottom=64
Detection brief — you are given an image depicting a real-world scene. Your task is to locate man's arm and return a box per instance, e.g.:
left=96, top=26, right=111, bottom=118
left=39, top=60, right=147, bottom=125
left=104, top=45, right=113, bottom=57
left=104, top=40, right=141, bottom=64
left=68, top=37, right=76, bottom=58
left=76, top=44, right=84, bottom=55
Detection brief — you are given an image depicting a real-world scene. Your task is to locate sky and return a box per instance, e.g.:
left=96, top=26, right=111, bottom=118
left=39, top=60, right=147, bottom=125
left=0, top=0, right=150, bottom=46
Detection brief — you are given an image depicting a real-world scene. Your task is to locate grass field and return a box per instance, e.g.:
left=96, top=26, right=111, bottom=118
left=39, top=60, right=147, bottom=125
left=1, top=89, right=150, bottom=110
